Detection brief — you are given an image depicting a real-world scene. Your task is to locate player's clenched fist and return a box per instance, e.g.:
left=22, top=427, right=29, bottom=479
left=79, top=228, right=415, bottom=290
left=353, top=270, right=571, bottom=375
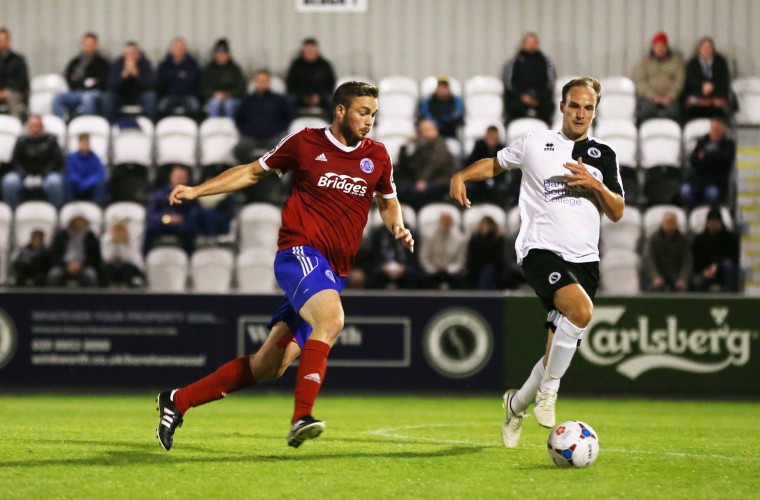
left=168, top=184, right=197, bottom=205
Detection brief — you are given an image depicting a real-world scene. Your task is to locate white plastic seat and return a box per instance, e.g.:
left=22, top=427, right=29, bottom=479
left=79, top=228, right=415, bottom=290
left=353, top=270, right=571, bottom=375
left=59, top=201, right=104, bottom=235
left=600, top=249, right=640, bottom=295
left=373, top=118, right=415, bottom=164
left=463, top=119, right=506, bottom=154
left=0, top=202, right=11, bottom=284
left=594, top=119, right=638, bottom=167
left=377, top=76, right=419, bottom=121
left=369, top=203, right=417, bottom=232
left=146, top=247, right=188, bottom=292
left=191, top=247, right=235, bottom=293
left=464, top=75, right=504, bottom=122
left=41, top=114, right=67, bottom=150
left=639, top=118, right=682, bottom=168
left=199, top=117, right=239, bottom=166
left=13, top=201, right=58, bottom=248
left=601, top=206, right=642, bottom=253
left=506, top=117, right=549, bottom=145
left=682, top=118, right=711, bottom=158
left=507, top=205, right=521, bottom=235
left=287, top=116, right=329, bottom=135
left=733, top=77, right=760, bottom=125
left=419, top=75, right=463, bottom=98
left=103, top=201, right=147, bottom=243
left=643, top=205, right=688, bottom=237
left=67, top=115, right=110, bottom=160
left=462, top=203, right=507, bottom=234
left=238, top=202, right=281, bottom=252
left=0, top=115, right=22, bottom=164
left=417, top=203, right=461, bottom=239
left=688, top=205, right=733, bottom=234
left=597, top=76, right=636, bottom=122
left=29, top=74, right=68, bottom=115
left=236, top=248, right=279, bottom=293
left=111, top=116, right=154, bottom=167
left=155, top=116, right=198, bottom=167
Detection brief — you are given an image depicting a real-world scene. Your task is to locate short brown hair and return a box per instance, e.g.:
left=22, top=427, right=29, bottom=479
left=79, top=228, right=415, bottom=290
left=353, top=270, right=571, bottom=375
left=561, top=77, right=602, bottom=105
left=332, top=81, right=378, bottom=111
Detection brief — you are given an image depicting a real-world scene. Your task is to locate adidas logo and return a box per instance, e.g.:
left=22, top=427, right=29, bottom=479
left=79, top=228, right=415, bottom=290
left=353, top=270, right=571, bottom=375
left=315, top=153, right=327, bottom=162
left=304, top=372, right=322, bottom=383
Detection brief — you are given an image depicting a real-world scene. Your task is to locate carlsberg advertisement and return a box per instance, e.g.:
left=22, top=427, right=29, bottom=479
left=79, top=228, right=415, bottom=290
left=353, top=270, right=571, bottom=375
left=504, top=297, right=759, bottom=395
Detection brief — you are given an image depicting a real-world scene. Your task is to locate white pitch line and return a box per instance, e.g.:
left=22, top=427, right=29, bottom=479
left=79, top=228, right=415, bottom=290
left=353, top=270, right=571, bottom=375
left=364, top=424, right=760, bottom=462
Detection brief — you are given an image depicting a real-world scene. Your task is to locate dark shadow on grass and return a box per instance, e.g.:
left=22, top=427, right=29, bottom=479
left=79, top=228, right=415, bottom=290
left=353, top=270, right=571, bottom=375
left=0, top=445, right=483, bottom=468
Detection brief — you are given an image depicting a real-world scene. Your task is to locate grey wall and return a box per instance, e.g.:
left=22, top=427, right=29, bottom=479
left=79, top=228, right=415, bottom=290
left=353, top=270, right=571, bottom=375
left=2, top=0, right=758, bottom=82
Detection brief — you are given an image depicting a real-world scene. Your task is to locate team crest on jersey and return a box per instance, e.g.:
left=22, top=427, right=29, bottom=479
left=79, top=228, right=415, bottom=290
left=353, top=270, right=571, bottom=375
left=587, top=147, right=601, bottom=158
left=359, top=158, right=374, bottom=174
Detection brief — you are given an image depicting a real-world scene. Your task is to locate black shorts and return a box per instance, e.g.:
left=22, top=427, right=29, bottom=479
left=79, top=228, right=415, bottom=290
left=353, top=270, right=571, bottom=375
left=521, top=249, right=600, bottom=313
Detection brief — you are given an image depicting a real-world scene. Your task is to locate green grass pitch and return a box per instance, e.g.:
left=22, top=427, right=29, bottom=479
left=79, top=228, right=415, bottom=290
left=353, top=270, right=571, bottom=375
left=0, top=393, right=758, bottom=498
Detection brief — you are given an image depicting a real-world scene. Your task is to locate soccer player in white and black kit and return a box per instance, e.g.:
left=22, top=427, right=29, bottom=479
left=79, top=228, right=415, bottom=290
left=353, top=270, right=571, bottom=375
left=450, top=77, right=624, bottom=448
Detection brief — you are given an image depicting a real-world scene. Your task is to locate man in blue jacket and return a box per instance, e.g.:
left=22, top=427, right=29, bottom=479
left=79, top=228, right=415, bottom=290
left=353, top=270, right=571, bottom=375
left=156, top=37, right=201, bottom=119
left=103, top=41, right=157, bottom=122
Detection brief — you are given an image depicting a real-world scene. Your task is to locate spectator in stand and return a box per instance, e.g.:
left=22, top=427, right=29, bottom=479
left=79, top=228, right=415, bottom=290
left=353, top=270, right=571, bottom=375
left=11, top=229, right=50, bottom=286
left=643, top=211, right=691, bottom=292
left=681, top=117, right=736, bottom=208
left=366, top=223, right=424, bottom=289
left=143, top=164, right=199, bottom=255
left=418, top=76, right=464, bottom=139
left=503, top=227, right=526, bottom=290
left=0, top=28, right=29, bottom=120
left=47, top=211, right=101, bottom=287
left=465, top=125, right=519, bottom=205
left=633, top=32, right=685, bottom=123
left=103, top=41, right=157, bottom=122
left=466, top=215, right=506, bottom=290
left=502, top=32, right=556, bottom=125
left=64, top=133, right=108, bottom=205
left=420, top=211, right=466, bottom=289
left=52, top=32, right=110, bottom=120
left=156, top=37, right=201, bottom=119
left=233, top=69, right=293, bottom=163
left=397, top=119, right=457, bottom=210
left=200, top=38, right=246, bottom=118
left=690, top=208, right=739, bottom=292
left=682, top=36, right=733, bottom=121
left=2, top=114, right=64, bottom=208
left=285, top=38, right=336, bottom=119
left=101, top=220, right=145, bottom=288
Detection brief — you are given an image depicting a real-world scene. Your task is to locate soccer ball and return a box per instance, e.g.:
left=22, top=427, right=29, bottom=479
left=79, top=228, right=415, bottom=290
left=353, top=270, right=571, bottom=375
left=547, top=420, right=599, bottom=468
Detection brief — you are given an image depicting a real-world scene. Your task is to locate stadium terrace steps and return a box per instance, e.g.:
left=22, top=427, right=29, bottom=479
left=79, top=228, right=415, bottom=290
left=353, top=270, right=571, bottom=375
left=737, top=142, right=760, bottom=294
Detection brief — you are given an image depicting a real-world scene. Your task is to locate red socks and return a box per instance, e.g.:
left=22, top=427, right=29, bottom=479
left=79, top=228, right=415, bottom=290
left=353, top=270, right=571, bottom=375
left=292, top=339, right=331, bottom=423
left=173, top=356, right=256, bottom=414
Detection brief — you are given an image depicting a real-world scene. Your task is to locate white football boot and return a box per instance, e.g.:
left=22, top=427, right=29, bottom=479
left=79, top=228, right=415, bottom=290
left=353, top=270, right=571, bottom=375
left=501, top=389, right=525, bottom=448
left=534, top=388, right=558, bottom=428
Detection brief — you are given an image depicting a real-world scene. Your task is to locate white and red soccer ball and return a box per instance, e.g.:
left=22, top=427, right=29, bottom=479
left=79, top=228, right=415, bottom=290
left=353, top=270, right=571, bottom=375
left=547, top=420, right=600, bottom=468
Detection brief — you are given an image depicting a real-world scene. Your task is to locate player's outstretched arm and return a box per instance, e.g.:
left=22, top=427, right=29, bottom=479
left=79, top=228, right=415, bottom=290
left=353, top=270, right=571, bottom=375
left=376, top=195, right=414, bottom=253
left=169, top=160, right=271, bottom=205
left=449, top=157, right=503, bottom=208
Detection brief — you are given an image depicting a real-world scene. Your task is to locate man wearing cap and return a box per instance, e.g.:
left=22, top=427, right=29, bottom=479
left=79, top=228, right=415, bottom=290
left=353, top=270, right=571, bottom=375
left=690, top=208, right=739, bottom=292
left=418, top=76, right=464, bottom=139
left=633, top=32, right=685, bottom=123
left=200, top=38, right=246, bottom=118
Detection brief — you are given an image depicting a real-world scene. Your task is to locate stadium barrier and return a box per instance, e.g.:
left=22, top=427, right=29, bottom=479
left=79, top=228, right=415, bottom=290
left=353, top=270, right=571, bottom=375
left=0, top=292, right=757, bottom=395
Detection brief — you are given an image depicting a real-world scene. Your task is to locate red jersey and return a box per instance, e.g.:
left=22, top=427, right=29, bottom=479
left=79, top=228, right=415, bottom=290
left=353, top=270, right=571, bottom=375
left=259, top=127, right=396, bottom=276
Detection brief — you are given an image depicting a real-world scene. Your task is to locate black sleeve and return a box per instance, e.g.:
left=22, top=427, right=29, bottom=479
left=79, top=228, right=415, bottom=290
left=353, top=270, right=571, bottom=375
left=602, top=151, right=624, bottom=196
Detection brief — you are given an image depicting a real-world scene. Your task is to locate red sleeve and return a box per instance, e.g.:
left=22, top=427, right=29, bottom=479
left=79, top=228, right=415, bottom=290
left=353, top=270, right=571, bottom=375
left=374, top=144, right=397, bottom=199
left=259, top=130, right=301, bottom=175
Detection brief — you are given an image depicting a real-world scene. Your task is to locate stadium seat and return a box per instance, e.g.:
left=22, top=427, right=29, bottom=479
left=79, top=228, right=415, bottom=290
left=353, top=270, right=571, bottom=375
left=445, top=137, right=464, bottom=162
left=643, top=205, right=687, bottom=237
left=14, top=200, right=58, bottom=248
left=597, top=76, right=636, bottom=122
left=41, top=114, right=67, bottom=150
left=733, top=76, right=760, bottom=125
left=155, top=116, right=198, bottom=167
left=369, top=203, right=417, bottom=231
left=335, top=75, right=375, bottom=90
left=0, top=202, right=11, bottom=284
left=688, top=205, right=733, bottom=234
left=67, top=115, right=111, bottom=161
left=288, top=116, right=329, bottom=135
left=507, top=205, right=521, bottom=235
left=248, top=75, right=286, bottom=95
left=601, top=206, right=642, bottom=254
left=0, top=115, right=22, bottom=164
left=146, top=247, right=188, bottom=292
left=417, top=202, right=461, bottom=239
left=59, top=201, right=104, bottom=235
left=103, top=201, right=147, bottom=242
left=462, top=203, right=507, bottom=234
left=506, top=117, right=548, bottom=145
left=199, top=117, right=239, bottom=166
left=29, top=74, right=68, bottom=116
left=377, top=76, right=419, bottom=121
left=594, top=119, right=639, bottom=205
left=111, top=116, right=155, bottom=167
left=682, top=118, right=711, bottom=159
left=419, top=75, right=463, bottom=98
left=238, top=202, right=281, bottom=252
left=371, top=117, right=415, bottom=164
left=191, top=247, right=235, bottom=293
left=464, top=75, right=504, bottom=122
left=639, top=118, right=682, bottom=205
left=463, top=119, right=506, bottom=154
left=236, top=247, right=279, bottom=293
left=600, top=249, right=640, bottom=295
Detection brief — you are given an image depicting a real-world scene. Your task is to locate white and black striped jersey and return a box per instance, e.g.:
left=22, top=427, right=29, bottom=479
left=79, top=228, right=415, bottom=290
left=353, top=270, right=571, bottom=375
left=496, top=130, right=623, bottom=264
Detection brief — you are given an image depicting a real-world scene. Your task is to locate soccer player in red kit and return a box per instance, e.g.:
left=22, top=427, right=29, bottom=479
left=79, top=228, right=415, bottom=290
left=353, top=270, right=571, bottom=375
left=155, top=81, right=414, bottom=450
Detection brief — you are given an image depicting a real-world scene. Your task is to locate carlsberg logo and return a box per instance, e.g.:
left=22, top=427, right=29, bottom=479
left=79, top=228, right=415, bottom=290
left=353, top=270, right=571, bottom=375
left=579, top=306, right=756, bottom=379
